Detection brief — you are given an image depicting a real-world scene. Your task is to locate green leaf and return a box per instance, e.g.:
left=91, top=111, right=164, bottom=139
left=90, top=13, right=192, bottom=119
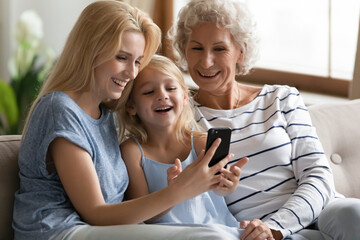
left=0, top=79, right=19, bottom=128
left=13, top=66, right=42, bottom=124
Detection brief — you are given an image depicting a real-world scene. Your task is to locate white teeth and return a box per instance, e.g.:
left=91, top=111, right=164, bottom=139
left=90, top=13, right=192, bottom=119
left=112, top=78, right=127, bottom=87
left=155, top=106, right=172, bottom=112
left=199, top=72, right=217, bottom=77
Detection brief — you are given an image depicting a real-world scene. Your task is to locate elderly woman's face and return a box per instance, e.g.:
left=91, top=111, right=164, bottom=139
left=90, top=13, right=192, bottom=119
left=185, top=22, right=242, bottom=92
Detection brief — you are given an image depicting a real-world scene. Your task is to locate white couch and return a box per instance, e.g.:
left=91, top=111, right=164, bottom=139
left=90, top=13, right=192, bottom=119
left=1, top=99, right=359, bottom=239
left=308, top=99, right=360, bottom=198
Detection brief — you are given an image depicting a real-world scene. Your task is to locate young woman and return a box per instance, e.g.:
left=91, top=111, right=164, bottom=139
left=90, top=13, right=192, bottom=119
left=119, top=54, right=249, bottom=239
left=12, top=1, right=233, bottom=239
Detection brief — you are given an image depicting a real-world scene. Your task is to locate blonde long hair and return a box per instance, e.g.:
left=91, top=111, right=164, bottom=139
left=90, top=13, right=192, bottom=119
left=22, top=0, right=161, bottom=136
left=117, top=54, right=202, bottom=144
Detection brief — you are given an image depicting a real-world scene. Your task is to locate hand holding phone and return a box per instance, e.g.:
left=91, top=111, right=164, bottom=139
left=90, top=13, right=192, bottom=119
left=205, top=128, right=232, bottom=168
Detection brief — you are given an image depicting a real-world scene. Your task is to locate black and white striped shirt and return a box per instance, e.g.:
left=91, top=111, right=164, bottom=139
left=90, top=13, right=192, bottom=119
left=192, top=84, right=337, bottom=237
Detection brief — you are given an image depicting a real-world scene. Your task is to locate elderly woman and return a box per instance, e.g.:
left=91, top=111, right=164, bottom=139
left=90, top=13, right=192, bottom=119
left=170, top=0, right=360, bottom=239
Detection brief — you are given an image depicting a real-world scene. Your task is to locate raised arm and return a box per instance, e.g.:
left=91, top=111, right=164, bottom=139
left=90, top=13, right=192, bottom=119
left=50, top=137, right=229, bottom=226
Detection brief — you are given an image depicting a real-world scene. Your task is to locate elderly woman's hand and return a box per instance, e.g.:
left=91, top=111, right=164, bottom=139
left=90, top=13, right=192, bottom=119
left=240, top=219, right=283, bottom=240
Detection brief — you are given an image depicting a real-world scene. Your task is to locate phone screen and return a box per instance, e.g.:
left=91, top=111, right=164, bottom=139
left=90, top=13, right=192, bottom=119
left=205, top=128, right=231, bottom=168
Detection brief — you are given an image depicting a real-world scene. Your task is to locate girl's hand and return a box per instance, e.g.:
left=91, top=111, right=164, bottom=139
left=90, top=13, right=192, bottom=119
left=240, top=219, right=281, bottom=240
left=169, top=138, right=230, bottom=201
left=167, top=158, right=182, bottom=186
left=213, top=157, right=248, bottom=196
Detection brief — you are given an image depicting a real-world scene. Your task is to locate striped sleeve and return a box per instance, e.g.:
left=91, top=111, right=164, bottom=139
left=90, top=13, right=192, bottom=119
left=264, top=88, right=336, bottom=237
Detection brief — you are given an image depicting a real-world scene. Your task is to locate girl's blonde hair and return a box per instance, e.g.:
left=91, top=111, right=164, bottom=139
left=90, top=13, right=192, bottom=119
left=168, top=0, right=259, bottom=76
left=22, top=0, right=161, bottom=136
left=117, top=54, right=202, bottom=144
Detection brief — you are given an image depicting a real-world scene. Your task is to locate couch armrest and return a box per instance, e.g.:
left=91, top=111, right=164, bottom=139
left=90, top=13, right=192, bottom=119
left=0, top=135, right=21, bottom=240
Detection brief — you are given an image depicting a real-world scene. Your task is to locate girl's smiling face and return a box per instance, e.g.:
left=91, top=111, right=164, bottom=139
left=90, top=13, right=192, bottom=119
left=127, top=67, right=188, bottom=131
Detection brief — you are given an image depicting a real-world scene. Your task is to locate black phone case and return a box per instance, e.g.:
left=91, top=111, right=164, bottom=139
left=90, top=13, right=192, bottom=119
left=205, top=128, right=231, bottom=167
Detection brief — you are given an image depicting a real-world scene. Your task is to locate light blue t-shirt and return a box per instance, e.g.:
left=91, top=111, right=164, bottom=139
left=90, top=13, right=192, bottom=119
left=12, top=92, right=129, bottom=240
left=133, top=136, right=239, bottom=228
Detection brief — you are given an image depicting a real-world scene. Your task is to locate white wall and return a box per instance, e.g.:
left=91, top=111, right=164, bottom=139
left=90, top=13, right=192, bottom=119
left=0, top=0, right=95, bottom=82
left=0, top=0, right=11, bottom=82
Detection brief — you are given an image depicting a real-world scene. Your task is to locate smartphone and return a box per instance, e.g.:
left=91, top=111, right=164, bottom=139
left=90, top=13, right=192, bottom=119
left=205, top=127, right=232, bottom=168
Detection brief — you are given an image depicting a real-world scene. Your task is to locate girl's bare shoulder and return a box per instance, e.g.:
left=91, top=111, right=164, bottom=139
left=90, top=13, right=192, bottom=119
left=120, top=138, right=142, bottom=162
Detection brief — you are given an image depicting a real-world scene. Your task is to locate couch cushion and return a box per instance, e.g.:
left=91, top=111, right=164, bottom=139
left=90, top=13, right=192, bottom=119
left=308, top=99, right=360, bottom=198
left=0, top=135, right=21, bottom=240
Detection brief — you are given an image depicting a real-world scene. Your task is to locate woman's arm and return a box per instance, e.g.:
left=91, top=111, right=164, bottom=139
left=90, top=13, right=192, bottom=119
left=262, top=89, right=336, bottom=237
left=50, top=137, right=227, bottom=226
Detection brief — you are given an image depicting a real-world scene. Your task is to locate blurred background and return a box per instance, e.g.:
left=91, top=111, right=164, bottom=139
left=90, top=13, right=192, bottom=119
left=0, top=0, right=359, bottom=134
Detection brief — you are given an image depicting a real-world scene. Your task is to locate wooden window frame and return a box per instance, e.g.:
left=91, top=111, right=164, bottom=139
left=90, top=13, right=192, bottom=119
left=239, top=68, right=350, bottom=98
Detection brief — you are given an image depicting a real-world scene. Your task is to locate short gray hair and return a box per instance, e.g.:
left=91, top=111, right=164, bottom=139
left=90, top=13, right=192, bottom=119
left=169, top=0, right=260, bottom=75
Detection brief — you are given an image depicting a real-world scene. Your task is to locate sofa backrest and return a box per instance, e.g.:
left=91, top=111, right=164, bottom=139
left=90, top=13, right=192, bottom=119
left=308, top=99, right=360, bottom=198
left=0, top=135, right=21, bottom=240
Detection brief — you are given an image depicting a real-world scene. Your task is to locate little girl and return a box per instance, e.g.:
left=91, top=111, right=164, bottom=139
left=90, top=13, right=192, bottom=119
left=118, top=55, right=248, bottom=237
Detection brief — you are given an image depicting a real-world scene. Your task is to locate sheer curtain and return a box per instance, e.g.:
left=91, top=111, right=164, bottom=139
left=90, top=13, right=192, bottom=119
left=245, top=0, right=360, bottom=81
left=124, top=0, right=174, bottom=59
left=350, top=16, right=360, bottom=100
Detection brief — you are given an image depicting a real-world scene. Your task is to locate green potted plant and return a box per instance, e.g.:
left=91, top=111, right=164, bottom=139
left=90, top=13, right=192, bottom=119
left=0, top=79, right=18, bottom=134
left=0, top=9, right=55, bottom=134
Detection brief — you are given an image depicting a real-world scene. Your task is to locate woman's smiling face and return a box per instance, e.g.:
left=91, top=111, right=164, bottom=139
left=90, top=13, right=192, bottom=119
left=93, top=31, right=145, bottom=102
left=185, top=22, right=242, bottom=93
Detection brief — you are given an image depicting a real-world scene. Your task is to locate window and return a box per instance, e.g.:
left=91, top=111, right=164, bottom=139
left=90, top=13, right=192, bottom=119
left=246, top=0, right=360, bottom=80
left=244, top=0, right=360, bottom=96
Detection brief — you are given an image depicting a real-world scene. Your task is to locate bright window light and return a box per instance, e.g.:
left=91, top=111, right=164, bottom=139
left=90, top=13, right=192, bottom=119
left=246, top=0, right=360, bottom=80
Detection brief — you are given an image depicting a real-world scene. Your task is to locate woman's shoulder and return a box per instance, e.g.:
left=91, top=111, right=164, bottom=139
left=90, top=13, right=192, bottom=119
left=38, top=91, right=77, bottom=113
left=256, top=84, right=301, bottom=104
left=261, top=84, right=300, bottom=96
left=259, top=84, right=304, bottom=109
left=35, top=91, right=106, bottom=133
left=32, top=92, right=70, bottom=120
